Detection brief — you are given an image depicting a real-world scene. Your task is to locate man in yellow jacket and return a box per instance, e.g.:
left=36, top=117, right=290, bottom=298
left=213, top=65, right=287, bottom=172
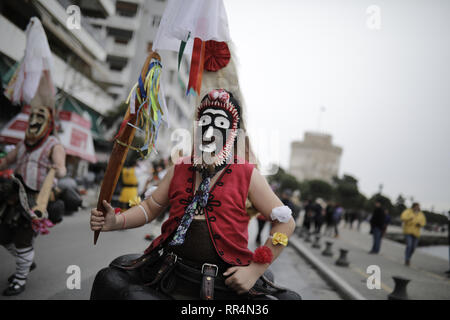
left=400, top=203, right=426, bottom=266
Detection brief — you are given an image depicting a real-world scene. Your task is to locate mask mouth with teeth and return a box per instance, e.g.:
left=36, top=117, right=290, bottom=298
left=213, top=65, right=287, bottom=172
left=25, top=106, right=53, bottom=147
left=193, top=89, right=240, bottom=171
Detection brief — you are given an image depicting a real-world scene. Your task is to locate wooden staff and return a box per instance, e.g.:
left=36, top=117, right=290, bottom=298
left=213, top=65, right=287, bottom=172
left=32, top=168, right=55, bottom=218
left=94, top=52, right=160, bottom=245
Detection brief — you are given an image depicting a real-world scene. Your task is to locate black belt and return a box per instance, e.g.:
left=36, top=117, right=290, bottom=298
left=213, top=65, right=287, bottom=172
left=144, top=251, right=286, bottom=300
left=150, top=252, right=228, bottom=300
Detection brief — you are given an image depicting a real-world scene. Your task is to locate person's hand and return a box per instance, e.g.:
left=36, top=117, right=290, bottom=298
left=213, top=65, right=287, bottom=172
left=90, top=200, right=117, bottom=232
left=223, top=263, right=267, bottom=295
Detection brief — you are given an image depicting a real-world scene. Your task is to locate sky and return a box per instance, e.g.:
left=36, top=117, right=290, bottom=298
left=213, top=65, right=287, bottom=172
left=222, top=0, right=450, bottom=213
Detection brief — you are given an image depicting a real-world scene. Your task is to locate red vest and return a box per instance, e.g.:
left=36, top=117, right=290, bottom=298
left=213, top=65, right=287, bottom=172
left=144, top=158, right=255, bottom=266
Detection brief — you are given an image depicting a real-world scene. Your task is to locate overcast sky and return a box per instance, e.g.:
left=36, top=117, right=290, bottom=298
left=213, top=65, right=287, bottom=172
left=223, top=0, right=450, bottom=213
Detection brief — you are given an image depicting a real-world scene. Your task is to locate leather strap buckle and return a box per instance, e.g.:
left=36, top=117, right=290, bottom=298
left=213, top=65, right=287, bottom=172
left=201, top=263, right=218, bottom=277
left=200, top=263, right=218, bottom=300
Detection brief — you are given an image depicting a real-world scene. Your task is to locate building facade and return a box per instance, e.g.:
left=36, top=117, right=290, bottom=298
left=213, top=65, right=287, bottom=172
left=289, top=131, right=343, bottom=184
left=87, top=0, right=193, bottom=159
left=1, top=0, right=193, bottom=170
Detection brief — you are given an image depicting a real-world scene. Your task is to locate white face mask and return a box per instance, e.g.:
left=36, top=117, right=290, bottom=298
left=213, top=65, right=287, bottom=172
left=25, top=106, right=52, bottom=146
left=193, top=90, right=240, bottom=168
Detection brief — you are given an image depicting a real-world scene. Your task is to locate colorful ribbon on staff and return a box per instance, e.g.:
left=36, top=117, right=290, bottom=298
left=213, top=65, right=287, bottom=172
left=115, top=58, right=164, bottom=159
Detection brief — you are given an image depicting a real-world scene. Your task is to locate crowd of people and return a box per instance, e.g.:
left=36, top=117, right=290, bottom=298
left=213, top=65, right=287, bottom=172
left=299, top=199, right=346, bottom=238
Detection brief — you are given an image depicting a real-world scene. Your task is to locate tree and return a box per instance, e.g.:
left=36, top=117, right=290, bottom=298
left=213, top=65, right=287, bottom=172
left=299, top=179, right=333, bottom=201
left=267, top=166, right=300, bottom=194
left=367, top=193, right=393, bottom=212
left=332, top=174, right=366, bottom=210
left=392, top=194, right=407, bottom=217
left=423, top=210, right=448, bottom=226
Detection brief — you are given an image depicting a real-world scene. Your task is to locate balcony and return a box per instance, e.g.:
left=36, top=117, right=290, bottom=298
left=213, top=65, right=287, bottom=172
left=0, top=16, right=115, bottom=114
left=35, top=0, right=107, bottom=61
left=105, top=37, right=137, bottom=58
left=92, top=63, right=132, bottom=87
left=73, top=0, right=116, bottom=19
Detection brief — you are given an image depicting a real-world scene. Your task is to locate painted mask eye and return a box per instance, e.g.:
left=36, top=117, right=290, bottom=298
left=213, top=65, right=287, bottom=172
left=214, top=116, right=230, bottom=129
left=198, top=115, right=212, bottom=127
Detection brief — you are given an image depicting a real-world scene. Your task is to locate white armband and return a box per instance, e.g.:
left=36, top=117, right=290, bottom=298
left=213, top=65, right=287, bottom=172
left=270, top=205, right=292, bottom=223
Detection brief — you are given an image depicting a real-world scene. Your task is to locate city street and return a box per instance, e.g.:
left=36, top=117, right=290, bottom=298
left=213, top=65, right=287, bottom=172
left=0, top=191, right=341, bottom=300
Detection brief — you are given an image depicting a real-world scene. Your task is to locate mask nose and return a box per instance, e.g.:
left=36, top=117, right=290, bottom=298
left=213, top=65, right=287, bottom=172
left=204, top=126, right=214, bottom=140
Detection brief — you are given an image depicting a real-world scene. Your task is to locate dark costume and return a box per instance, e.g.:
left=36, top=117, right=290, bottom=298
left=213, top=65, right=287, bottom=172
left=91, top=90, right=301, bottom=300
left=91, top=158, right=300, bottom=300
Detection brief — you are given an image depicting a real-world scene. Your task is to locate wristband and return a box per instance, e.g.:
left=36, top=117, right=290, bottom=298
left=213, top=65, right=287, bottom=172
left=253, top=246, right=273, bottom=264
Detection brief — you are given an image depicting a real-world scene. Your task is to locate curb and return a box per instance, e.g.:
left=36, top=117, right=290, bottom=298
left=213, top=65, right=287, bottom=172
left=289, top=236, right=367, bottom=300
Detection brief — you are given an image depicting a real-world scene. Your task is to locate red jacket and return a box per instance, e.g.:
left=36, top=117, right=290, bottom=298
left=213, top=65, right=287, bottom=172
left=144, top=158, right=255, bottom=266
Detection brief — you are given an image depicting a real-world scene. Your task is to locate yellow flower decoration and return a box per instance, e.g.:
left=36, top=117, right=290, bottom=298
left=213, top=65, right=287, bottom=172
left=271, top=232, right=288, bottom=246
left=129, top=196, right=142, bottom=207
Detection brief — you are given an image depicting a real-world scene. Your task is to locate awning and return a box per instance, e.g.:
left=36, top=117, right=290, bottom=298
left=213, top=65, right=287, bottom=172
left=0, top=105, right=31, bottom=145
left=0, top=106, right=97, bottom=163
left=58, top=111, right=97, bottom=163
left=59, top=96, right=105, bottom=141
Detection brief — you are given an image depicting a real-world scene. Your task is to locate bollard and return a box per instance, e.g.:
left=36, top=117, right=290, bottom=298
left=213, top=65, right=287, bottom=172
left=322, top=241, right=333, bottom=257
left=304, top=231, right=312, bottom=243
left=388, top=276, right=410, bottom=300
left=335, top=249, right=349, bottom=267
left=312, top=235, right=321, bottom=249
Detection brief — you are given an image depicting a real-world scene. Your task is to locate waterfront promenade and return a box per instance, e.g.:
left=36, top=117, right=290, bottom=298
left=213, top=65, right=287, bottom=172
left=291, top=222, right=450, bottom=300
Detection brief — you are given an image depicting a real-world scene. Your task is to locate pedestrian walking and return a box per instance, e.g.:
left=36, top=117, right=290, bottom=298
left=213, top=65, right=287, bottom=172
left=313, top=198, right=325, bottom=234
left=356, top=210, right=364, bottom=231
left=400, top=203, right=426, bottom=266
left=369, top=201, right=386, bottom=254
left=333, top=204, right=344, bottom=238
left=324, top=202, right=335, bottom=236
left=302, top=199, right=314, bottom=234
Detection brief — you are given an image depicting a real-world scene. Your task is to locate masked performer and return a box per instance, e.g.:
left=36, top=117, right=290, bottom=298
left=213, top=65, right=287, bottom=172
left=90, top=86, right=301, bottom=300
left=0, top=105, right=66, bottom=296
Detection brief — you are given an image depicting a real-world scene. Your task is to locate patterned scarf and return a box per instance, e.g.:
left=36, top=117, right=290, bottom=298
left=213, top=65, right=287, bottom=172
left=169, top=170, right=212, bottom=246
